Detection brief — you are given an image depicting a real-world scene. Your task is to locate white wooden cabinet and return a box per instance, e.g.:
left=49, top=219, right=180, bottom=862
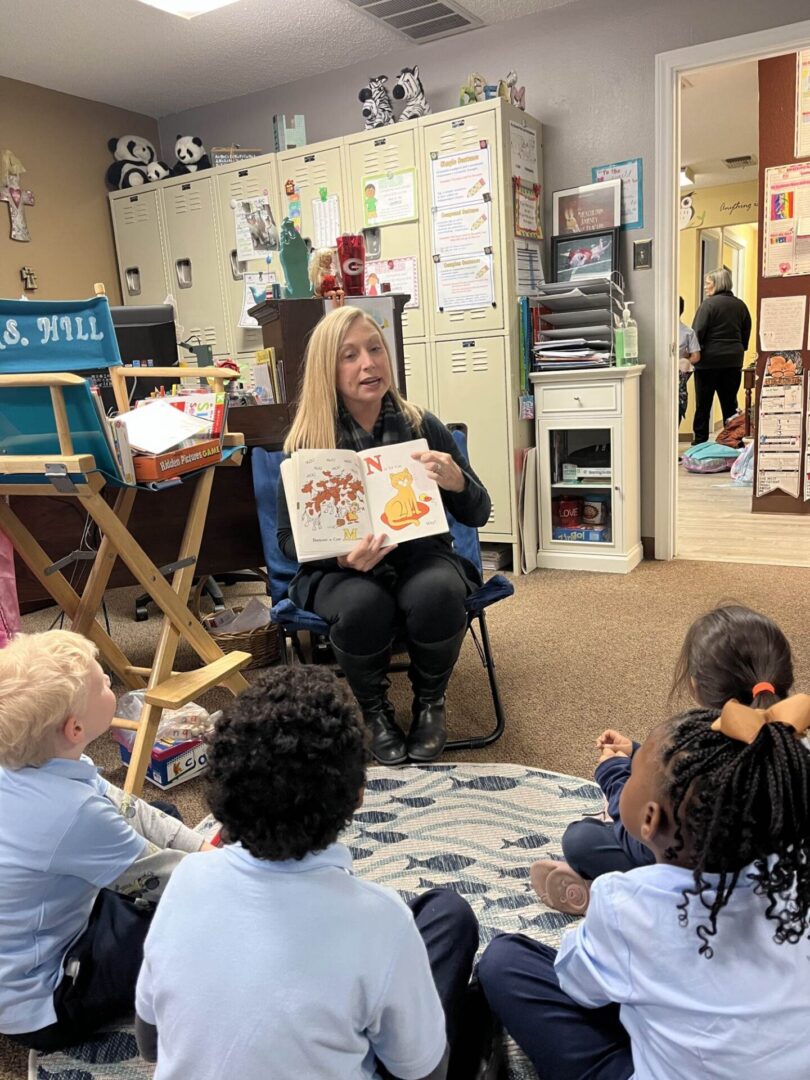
left=109, top=188, right=170, bottom=306
left=160, top=172, right=231, bottom=359
left=531, top=366, right=644, bottom=574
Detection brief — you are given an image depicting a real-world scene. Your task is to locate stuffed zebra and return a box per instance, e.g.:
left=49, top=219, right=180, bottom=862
left=392, top=65, right=431, bottom=121
left=358, top=76, right=395, bottom=129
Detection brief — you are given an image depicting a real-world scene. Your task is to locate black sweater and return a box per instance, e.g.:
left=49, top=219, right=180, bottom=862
left=691, top=290, right=751, bottom=369
left=276, top=412, right=491, bottom=608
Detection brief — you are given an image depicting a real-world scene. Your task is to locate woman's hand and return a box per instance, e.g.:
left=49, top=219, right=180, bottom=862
left=337, top=533, right=397, bottom=572
left=411, top=450, right=466, bottom=493
left=595, top=729, right=633, bottom=757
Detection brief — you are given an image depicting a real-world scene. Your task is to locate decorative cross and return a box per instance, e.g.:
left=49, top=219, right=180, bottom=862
left=0, top=172, right=34, bottom=242
left=20, top=266, right=38, bottom=290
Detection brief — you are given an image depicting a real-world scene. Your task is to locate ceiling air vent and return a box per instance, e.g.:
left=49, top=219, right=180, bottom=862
left=345, top=0, right=483, bottom=43
left=723, top=154, right=757, bottom=169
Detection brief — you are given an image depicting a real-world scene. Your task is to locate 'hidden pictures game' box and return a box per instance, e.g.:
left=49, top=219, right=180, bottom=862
left=112, top=731, right=209, bottom=790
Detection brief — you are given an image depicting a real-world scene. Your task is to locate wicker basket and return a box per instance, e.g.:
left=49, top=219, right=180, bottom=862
left=192, top=574, right=281, bottom=670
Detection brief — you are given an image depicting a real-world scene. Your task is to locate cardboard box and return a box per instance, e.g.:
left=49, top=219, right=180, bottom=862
left=113, top=732, right=209, bottom=790
left=272, top=114, right=307, bottom=152
left=133, top=438, right=222, bottom=483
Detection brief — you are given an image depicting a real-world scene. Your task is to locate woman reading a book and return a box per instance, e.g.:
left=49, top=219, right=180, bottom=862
left=276, top=306, right=491, bottom=765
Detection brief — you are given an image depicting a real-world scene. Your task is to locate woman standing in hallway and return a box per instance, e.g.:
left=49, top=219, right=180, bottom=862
left=690, top=268, right=751, bottom=445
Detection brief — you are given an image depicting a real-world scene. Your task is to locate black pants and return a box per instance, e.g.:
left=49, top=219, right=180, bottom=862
left=692, top=366, right=742, bottom=444
left=562, top=818, right=655, bottom=882
left=479, top=936, right=633, bottom=1080
left=311, top=555, right=469, bottom=654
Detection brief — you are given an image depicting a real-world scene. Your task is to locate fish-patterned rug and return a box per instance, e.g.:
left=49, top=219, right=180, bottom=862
left=30, top=763, right=603, bottom=1080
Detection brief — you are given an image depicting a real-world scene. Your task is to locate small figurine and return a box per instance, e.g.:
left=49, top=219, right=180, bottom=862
left=459, top=73, right=487, bottom=107
left=308, top=248, right=344, bottom=302
left=279, top=217, right=314, bottom=299
left=506, top=70, right=526, bottom=110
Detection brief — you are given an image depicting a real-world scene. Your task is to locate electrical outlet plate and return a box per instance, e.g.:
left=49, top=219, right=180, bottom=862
left=633, top=239, right=653, bottom=270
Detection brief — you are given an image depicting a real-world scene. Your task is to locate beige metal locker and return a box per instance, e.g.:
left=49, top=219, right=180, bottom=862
left=403, top=341, right=432, bottom=412
left=433, top=337, right=511, bottom=536
left=108, top=188, right=169, bottom=306
left=215, top=153, right=285, bottom=364
left=276, top=137, right=348, bottom=253
left=420, top=105, right=504, bottom=337
left=161, top=173, right=231, bottom=359
left=345, top=121, right=426, bottom=340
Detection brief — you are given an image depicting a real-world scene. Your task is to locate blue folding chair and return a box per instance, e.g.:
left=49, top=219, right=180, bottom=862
left=251, top=428, right=513, bottom=751
left=0, top=291, right=250, bottom=794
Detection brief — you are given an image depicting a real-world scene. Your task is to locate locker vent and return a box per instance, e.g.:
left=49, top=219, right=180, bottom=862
left=122, top=203, right=150, bottom=227
left=189, top=326, right=219, bottom=349
left=228, top=176, right=263, bottom=199
left=172, top=190, right=204, bottom=215
left=344, top=0, right=482, bottom=43
left=450, top=348, right=489, bottom=375
left=447, top=307, right=489, bottom=322
left=486, top=506, right=495, bottom=525
left=438, top=121, right=487, bottom=152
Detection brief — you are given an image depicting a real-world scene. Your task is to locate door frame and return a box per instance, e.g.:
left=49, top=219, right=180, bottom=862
left=653, top=19, right=810, bottom=559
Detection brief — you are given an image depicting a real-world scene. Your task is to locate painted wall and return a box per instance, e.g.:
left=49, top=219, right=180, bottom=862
left=678, top=181, right=759, bottom=435
left=0, top=77, right=160, bottom=304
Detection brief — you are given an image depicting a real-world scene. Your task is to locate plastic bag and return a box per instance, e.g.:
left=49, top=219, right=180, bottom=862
left=0, top=525, right=21, bottom=649
left=116, top=691, right=213, bottom=748
left=681, top=441, right=741, bottom=474
left=730, top=441, right=755, bottom=486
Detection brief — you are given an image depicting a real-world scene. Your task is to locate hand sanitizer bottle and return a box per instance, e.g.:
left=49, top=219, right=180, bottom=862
left=621, top=302, right=638, bottom=363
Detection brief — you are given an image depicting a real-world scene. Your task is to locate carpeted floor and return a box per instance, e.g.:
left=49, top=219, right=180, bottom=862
left=3, top=556, right=809, bottom=1077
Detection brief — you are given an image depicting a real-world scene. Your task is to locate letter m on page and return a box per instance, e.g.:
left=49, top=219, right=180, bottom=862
left=364, top=454, right=383, bottom=476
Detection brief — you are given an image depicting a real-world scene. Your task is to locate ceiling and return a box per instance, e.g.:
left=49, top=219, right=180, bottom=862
left=681, top=61, right=759, bottom=189
left=1, top=0, right=578, bottom=118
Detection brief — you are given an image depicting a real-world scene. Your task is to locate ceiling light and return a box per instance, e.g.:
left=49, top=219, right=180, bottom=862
left=135, top=0, right=240, bottom=19
left=679, top=166, right=695, bottom=188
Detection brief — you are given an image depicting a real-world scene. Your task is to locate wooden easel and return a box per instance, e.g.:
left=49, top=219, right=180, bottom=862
left=0, top=286, right=251, bottom=795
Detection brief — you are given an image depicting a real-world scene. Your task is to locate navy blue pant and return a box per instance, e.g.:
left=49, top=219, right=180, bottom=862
left=562, top=817, right=654, bottom=882
left=478, top=934, right=633, bottom=1080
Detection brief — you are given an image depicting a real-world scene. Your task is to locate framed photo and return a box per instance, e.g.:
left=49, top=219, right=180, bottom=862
left=551, top=227, right=620, bottom=283
left=552, top=179, right=621, bottom=236
left=592, top=158, right=644, bottom=230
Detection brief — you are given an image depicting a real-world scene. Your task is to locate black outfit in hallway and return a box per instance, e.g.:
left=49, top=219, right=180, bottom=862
left=691, top=289, right=751, bottom=444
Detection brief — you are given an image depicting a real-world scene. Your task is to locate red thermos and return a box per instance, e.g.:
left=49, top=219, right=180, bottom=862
left=337, top=233, right=366, bottom=296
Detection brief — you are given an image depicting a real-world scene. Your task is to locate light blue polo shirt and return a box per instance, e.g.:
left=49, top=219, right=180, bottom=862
left=555, top=861, right=810, bottom=1079
left=136, top=843, right=447, bottom=1079
left=0, top=754, right=147, bottom=1035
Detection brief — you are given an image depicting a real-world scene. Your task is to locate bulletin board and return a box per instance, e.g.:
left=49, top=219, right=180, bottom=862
left=752, top=54, right=810, bottom=515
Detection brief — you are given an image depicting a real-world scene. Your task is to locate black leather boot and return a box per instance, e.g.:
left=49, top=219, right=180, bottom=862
left=331, top=642, right=407, bottom=766
left=406, top=627, right=466, bottom=763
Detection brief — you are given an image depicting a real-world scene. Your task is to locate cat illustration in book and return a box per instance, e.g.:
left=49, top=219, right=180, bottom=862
left=380, top=468, right=431, bottom=530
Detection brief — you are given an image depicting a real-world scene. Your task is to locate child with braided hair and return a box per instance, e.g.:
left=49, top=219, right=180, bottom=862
left=531, top=603, right=796, bottom=914
left=478, top=695, right=810, bottom=1080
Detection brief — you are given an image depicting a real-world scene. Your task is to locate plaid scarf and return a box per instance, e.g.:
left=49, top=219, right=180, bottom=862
left=337, top=392, right=414, bottom=451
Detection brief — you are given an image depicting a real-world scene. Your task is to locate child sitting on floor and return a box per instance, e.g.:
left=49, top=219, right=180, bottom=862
left=532, top=604, right=794, bottom=913
left=478, top=696, right=810, bottom=1079
left=0, top=631, right=210, bottom=1052
left=135, top=665, right=479, bottom=1080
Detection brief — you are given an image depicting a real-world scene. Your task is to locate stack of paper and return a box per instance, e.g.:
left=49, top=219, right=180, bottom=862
left=115, top=399, right=211, bottom=455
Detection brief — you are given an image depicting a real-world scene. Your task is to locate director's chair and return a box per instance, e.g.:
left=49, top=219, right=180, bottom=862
left=0, top=289, right=250, bottom=795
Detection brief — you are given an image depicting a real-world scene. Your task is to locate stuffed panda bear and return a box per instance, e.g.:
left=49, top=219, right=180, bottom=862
left=171, top=135, right=212, bottom=176
left=146, top=161, right=171, bottom=182
left=106, top=135, right=157, bottom=189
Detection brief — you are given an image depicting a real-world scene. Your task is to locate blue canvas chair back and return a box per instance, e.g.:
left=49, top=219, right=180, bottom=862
left=251, top=426, right=482, bottom=602
left=0, top=296, right=124, bottom=484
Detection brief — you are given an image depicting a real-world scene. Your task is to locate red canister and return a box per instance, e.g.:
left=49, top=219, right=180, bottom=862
left=337, top=233, right=366, bottom=295
left=557, top=497, right=583, bottom=527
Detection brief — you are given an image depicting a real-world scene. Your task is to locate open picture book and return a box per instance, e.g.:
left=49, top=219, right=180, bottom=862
left=281, top=438, right=449, bottom=562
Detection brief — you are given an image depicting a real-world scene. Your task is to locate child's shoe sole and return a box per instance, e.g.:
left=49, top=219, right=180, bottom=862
left=530, top=860, right=591, bottom=915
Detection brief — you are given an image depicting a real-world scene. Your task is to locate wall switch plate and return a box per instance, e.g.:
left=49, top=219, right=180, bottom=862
left=633, top=239, right=653, bottom=270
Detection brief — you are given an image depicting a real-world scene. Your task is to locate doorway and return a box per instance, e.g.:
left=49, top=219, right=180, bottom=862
left=654, top=19, right=810, bottom=565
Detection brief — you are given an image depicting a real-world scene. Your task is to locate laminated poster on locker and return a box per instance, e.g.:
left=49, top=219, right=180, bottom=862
left=756, top=351, right=804, bottom=498
left=430, top=143, right=491, bottom=211
left=311, top=192, right=341, bottom=250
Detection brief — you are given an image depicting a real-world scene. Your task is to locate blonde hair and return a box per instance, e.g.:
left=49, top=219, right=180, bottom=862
left=0, top=631, right=98, bottom=769
left=284, top=306, right=422, bottom=451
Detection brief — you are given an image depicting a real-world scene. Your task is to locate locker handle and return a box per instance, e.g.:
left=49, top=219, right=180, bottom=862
left=230, top=250, right=245, bottom=281
left=175, top=258, right=192, bottom=289
left=124, top=267, right=141, bottom=297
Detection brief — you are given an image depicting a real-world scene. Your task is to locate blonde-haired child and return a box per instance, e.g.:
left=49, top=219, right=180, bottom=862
left=0, top=630, right=209, bottom=1052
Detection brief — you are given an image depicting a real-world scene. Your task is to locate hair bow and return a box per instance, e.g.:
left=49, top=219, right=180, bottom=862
left=711, top=693, right=810, bottom=744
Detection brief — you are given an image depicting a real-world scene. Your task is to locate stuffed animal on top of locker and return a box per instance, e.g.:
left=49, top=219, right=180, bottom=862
left=391, top=66, right=431, bottom=120
left=105, top=135, right=158, bottom=189
left=171, top=135, right=212, bottom=176
left=358, top=76, right=395, bottom=129
left=146, top=161, right=172, bottom=182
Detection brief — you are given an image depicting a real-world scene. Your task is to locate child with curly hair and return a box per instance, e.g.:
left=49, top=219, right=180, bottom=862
left=478, top=695, right=810, bottom=1079
left=532, top=604, right=795, bottom=914
left=135, top=665, right=479, bottom=1080
left=0, top=631, right=209, bottom=1052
